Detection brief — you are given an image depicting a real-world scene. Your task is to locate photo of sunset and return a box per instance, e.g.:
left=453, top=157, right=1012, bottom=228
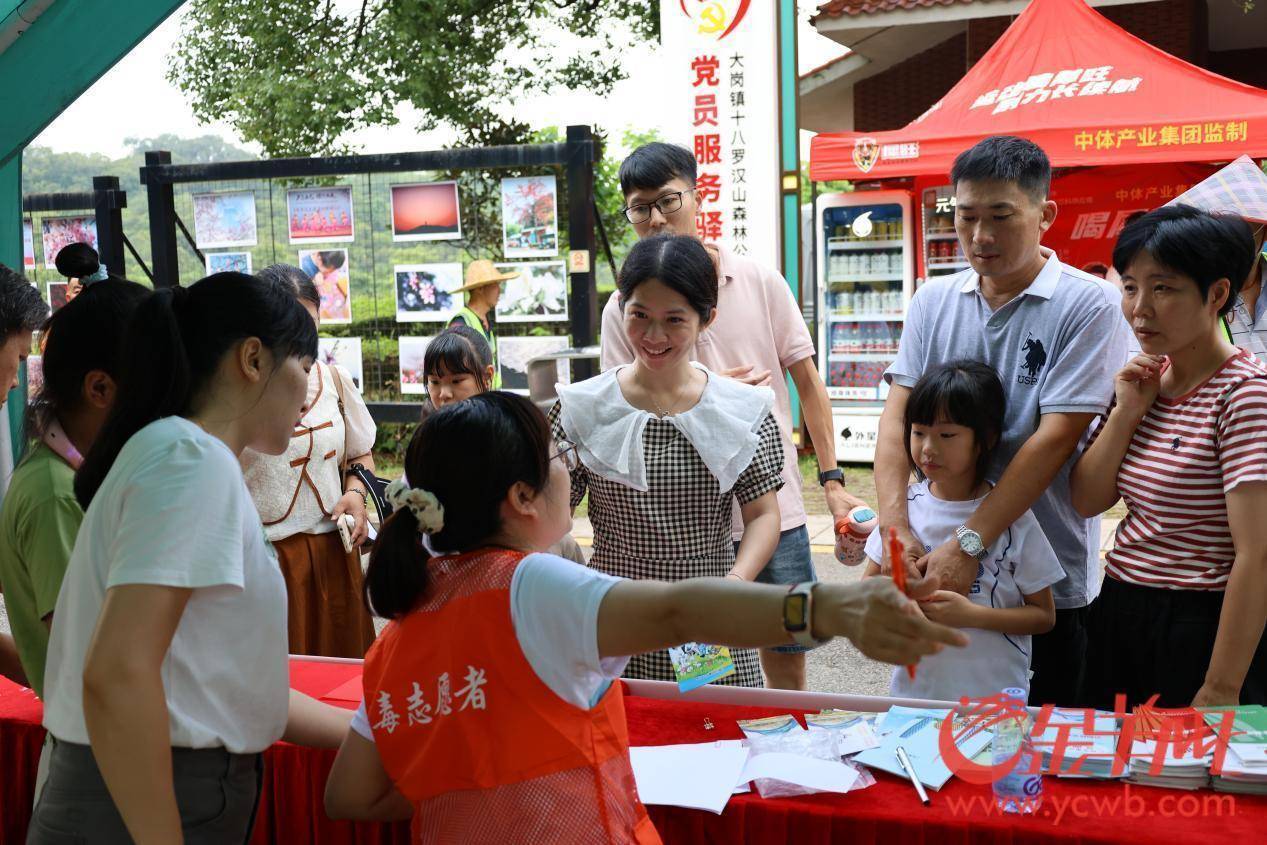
left=390, top=181, right=463, bottom=241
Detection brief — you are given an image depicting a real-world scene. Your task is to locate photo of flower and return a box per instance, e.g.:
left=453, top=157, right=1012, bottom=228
left=494, top=261, right=568, bottom=322
left=41, top=216, right=98, bottom=270
left=500, top=175, right=558, bottom=258
left=318, top=336, right=364, bottom=391
left=205, top=252, right=252, bottom=275
left=192, top=191, right=257, bottom=249
left=398, top=336, right=435, bottom=395
left=394, top=263, right=462, bottom=323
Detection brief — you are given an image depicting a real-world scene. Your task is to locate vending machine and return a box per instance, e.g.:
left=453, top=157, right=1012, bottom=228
left=919, top=185, right=968, bottom=287
left=814, top=190, right=914, bottom=464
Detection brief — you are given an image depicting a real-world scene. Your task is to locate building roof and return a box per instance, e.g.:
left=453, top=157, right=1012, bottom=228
left=812, top=0, right=974, bottom=22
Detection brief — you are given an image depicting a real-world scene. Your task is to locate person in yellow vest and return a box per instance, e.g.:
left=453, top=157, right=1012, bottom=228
left=323, top=392, right=967, bottom=839
left=447, top=260, right=519, bottom=389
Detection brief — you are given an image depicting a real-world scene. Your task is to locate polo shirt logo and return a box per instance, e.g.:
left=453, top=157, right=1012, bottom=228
left=1017, top=336, right=1047, bottom=386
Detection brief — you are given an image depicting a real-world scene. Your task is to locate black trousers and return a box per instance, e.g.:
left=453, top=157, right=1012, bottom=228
left=1082, top=576, right=1267, bottom=711
left=1028, top=605, right=1089, bottom=708
left=27, top=738, right=263, bottom=845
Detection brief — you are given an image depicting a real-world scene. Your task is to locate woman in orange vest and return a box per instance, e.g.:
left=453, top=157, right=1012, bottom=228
left=324, top=392, right=965, bottom=841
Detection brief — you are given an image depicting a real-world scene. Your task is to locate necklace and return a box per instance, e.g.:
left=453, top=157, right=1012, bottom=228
left=643, top=373, right=692, bottom=418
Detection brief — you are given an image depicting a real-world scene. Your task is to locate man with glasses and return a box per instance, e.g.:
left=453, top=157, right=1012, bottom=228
left=599, top=142, right=869, bottom=691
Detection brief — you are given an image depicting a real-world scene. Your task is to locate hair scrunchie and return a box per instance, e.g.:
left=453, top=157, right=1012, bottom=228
left=385, top=478, right=445, bottom=534
left=82, top=263, right=108, bottom=284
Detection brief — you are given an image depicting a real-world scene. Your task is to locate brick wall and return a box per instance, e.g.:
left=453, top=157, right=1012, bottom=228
left=852, top=0, right=1233, bottom=131
left=853, top=33, right=968, bottom=131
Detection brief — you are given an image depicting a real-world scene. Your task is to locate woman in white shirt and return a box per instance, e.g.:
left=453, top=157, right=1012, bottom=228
left=241, top=264, right=379, bottom=658
left=31, top=272, right=351, bottom=845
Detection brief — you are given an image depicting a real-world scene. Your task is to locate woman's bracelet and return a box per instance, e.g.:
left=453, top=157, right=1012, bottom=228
left=725, top=572, right=745, bottom=581
left=344, top=486, right=369, bottom=505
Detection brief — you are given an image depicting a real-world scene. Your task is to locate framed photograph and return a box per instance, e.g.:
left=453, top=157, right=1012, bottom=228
left=298, top=249, right=351, bottom=325
left=395, top=263, right=462, bottom=323
left=41, top=215, right=98, bottom=270
left=499, top=335, right=570, bottom=395
left=23, top=220, right=35, bottom=270
left=495, top=261, right=568, bottom=323
left=398, top=336, right=435, bottom=395
left=47, top=282, right=70, bottom=313
left=26, top=355, right=43, bottom=396
left=318, top=337, right=364, bottom=392
left=205, top=251, right=252, bottom=275
left=390, top=181, right=462, bottom=242
left=192, top=190, right=258, bottom=249
left=287, top=187, right=355, bottom=244
left=500, top=175, right=558, bottom=258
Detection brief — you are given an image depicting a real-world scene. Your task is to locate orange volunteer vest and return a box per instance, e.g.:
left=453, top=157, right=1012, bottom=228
left=362, top=548, right=661, bottom=844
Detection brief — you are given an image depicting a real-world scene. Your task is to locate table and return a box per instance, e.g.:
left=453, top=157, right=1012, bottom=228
left=3, top=661, right=1267, bottom=844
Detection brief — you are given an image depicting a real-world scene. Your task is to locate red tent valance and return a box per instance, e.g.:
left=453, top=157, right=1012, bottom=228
left=809, top=0, right=1267, bottom=181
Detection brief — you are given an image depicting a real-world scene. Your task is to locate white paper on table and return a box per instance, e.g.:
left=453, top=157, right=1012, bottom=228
left=628, top=742, right=751, bottom=814
left=739, top=752, right=861, bottom=795
left=835, top=722, right=880, bottom=757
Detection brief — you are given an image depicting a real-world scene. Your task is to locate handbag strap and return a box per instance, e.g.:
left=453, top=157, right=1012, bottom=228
left=329, top=362, right=350, bottom=478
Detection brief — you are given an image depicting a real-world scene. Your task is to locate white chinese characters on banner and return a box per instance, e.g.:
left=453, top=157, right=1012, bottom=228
left=372, top=665, right=487, bottom=734
left=661, top=0, right=779, bottom=270
left=970, top=66, right=1143, bottom=115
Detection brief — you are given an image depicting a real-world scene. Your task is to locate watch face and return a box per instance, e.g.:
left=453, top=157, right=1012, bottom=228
left=783, top=593, right=809, bottom=632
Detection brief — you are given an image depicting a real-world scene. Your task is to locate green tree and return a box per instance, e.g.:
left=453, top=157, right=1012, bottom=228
left=167, top=0, right=658, bottom=158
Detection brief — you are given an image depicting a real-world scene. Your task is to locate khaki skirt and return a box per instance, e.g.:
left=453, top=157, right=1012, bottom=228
left=274, top=530, right=376, bottom=658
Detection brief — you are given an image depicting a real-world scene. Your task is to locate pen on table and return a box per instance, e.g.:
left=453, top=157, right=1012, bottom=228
left=887, top=527, right=917, bottom=680
left=895, top=744, right=930, bottom=806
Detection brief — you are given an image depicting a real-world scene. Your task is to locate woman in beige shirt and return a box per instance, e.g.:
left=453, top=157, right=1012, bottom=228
left=241, top=264, right=378, bottom=657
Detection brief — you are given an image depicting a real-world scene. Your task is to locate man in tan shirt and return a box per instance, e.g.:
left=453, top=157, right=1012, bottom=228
left=600, top=142, right=869, bottom=690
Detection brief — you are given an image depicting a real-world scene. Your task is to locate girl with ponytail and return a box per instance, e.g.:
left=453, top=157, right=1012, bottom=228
left=325, top=392, right=967, bottom=840
left=32, top=273, right=351, bottom=845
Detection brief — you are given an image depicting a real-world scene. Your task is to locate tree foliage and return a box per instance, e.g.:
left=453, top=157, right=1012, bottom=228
left=167, top=0, right=658, bottom=158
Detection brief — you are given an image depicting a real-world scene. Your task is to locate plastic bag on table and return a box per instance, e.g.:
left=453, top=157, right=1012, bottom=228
left=740, top=720, right=845, bottom=799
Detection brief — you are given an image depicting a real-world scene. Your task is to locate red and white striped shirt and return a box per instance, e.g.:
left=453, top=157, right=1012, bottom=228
left=1106, top=350, right=1267, bottom=590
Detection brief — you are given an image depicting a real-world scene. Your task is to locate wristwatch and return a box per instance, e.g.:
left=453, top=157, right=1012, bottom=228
left=955, top=525, right=989, bottom=562
left=818, top=468, right=844, bottom=487
left=782, top=582, right=830, bottom=648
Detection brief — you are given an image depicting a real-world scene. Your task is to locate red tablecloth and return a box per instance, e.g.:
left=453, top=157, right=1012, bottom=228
left=4, top=661, right=1267, bottom=844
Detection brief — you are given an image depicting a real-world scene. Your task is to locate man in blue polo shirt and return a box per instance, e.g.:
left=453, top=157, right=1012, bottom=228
left=875, top=136, right=1130, bottom=707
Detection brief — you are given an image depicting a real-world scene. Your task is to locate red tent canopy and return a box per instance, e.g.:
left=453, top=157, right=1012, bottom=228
left=809, top=0, right=1267, bottom=181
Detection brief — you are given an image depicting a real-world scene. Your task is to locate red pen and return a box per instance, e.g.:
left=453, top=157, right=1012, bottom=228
left=888, top=527, right=917, bottom=680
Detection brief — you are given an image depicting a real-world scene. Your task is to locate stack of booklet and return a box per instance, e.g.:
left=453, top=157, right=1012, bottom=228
left=1031, top=708, right=1122, bottom=779
left=1202, top=705, right=1267, bottom=794
left=1126, top=705, right=1213, bottom=790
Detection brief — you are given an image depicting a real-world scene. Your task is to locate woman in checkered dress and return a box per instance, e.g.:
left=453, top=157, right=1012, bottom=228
left=548, top=234, right=784, bottom=687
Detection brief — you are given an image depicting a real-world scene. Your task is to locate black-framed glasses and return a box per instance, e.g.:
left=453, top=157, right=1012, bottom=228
left=551, top=438, right=580, bottom=472
left=622, top=191, right=687, bottom=225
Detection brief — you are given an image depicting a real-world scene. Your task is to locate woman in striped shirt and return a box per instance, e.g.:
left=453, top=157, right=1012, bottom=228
left=1073, top=204, right=1267, bottom=710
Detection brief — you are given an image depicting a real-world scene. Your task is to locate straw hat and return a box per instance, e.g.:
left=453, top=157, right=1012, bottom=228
left=452, top=259, right=520, bottom=294
left=1168, top=156, right=1267, bottom=225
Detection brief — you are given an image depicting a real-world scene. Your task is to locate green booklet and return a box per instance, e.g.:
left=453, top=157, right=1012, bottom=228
left=1201, top=705, right=1267, bottom=764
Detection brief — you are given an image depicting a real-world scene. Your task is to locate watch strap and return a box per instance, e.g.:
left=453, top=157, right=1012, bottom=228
left=818, top=468, right=844, bottom=487
left=783, top=582, right=831, bottom=648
